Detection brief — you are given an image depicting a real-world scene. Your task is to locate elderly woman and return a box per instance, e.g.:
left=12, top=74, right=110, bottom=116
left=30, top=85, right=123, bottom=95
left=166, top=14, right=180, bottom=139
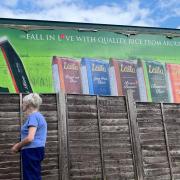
left=11, top=93, right=47, bottom=180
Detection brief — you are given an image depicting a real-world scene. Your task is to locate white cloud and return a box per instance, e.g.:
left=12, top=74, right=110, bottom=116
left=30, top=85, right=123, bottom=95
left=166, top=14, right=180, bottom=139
left=157, top=0, right=180, bottom=17
left=174, top=8, right=180, bottom=16
left=157, top=0, right=180, bottom=9
left=0, top=0, right=18, bottom=7
left=33, top=0, right=81, bottom=8
left=0, top=0, right=157, bottom=27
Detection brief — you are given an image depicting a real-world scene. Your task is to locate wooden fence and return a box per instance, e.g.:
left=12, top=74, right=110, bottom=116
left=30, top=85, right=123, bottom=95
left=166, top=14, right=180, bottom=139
left=0, top=94, right=60, bottom=180
left=0, top=93, right=180, bottom=180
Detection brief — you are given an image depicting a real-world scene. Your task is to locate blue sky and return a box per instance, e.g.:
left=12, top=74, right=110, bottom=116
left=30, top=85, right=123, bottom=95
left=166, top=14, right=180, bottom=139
left=0, top=0, right=179, bottom=29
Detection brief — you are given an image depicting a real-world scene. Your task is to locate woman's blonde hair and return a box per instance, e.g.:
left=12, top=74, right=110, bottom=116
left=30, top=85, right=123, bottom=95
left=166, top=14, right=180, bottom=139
left=23, top=93, right=42, bottom=109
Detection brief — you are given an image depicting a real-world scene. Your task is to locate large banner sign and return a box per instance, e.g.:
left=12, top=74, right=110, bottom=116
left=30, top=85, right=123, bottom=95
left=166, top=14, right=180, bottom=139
left=0, top=26, right=180, bottom=102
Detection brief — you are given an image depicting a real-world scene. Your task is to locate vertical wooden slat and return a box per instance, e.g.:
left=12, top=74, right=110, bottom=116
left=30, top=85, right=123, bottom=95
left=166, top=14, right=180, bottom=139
left=65, top=94, right=71, bottom=180
left=127, top=91, right=144, bottom=180
left=56, top=93, right=62, bottom=180
left=96, top=95, right=106, bottom=180
left=57, top=92, right=69, bottom=180
left=19, top=93, right=23, bottom=180
left=125, top=95, right=139, bottom=180
left=161, top=103, right=174, bottom=180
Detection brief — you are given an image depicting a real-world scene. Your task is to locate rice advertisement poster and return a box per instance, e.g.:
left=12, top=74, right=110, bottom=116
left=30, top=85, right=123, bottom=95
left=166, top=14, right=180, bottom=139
left=0, top=25, right=180, bottom=102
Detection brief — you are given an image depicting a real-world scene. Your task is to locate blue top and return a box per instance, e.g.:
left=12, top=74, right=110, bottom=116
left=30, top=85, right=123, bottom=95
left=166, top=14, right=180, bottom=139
left=21, top=112, right=47, bottom=149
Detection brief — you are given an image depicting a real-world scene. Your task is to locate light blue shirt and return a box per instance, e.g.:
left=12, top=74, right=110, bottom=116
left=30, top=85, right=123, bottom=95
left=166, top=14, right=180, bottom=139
left=21, top=112, right=47, bottom=149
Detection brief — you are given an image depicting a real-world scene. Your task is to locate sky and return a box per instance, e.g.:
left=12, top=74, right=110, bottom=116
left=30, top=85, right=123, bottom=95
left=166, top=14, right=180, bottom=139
left=0, top=0, right=179, bottom=29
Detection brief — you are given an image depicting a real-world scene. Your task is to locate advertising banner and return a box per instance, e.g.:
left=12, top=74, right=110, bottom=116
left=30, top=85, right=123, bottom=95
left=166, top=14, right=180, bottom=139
left=0, top=25, right=180, bottom=102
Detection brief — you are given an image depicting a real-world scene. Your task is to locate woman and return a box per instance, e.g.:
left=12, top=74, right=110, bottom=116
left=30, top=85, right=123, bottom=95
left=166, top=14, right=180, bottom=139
left=11, top=93, right=47, bottom=180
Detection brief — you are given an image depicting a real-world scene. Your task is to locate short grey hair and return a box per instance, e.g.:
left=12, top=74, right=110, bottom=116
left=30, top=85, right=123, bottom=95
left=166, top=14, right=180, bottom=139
left=23, top=93, right=42, bottom=109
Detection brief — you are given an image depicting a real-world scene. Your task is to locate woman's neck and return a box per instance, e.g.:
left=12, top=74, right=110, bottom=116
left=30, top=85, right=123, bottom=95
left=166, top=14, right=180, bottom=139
left=26, top=108, right=38, bottom=116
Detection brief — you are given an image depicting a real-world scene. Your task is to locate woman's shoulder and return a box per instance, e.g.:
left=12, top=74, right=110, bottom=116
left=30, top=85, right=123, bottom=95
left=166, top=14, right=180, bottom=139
left=36, top=112, right=45, bottom=119
left=33, top=112, right=47, bottom=126
left=28, top=112, right=45, bottom=119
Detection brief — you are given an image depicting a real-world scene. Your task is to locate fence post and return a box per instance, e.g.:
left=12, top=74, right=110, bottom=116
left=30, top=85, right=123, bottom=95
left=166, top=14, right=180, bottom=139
left=160, top=103, right=174, bottom=180
left=96, top=96, right=106, bottom=180
left=56, top=92, right=69, bottom=180
left=126, top=90, right=144, bottom=180
left=19, top=93, right=23, bottom=180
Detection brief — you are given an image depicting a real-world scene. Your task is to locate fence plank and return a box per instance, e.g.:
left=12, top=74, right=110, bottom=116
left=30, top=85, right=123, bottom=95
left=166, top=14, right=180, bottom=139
left=160, top=103, right=174, bottom=180
left=127, top=91, right=144, bottom=180
left=136, top=102, right=171, bottom=180
left=0, top=94, right=21, bottom=180
left=100, top=95, right=136, bottom=180
left=164, top=103, right=180, bottom=180
left=66, top=94, right=102, bottom=180
left=58, top=92, right=69, bottom=180
left=97, top=96, right=106, bottom=179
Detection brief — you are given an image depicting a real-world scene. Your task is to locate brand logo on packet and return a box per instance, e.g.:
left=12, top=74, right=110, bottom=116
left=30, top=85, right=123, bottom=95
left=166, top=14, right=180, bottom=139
left=63, top=62, right=79, bottom=71
left=148, top=65, right=164, bottom=74
left=120, top=64, right=136, bottom=73
left=91, top=63, right=106, bottom=72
